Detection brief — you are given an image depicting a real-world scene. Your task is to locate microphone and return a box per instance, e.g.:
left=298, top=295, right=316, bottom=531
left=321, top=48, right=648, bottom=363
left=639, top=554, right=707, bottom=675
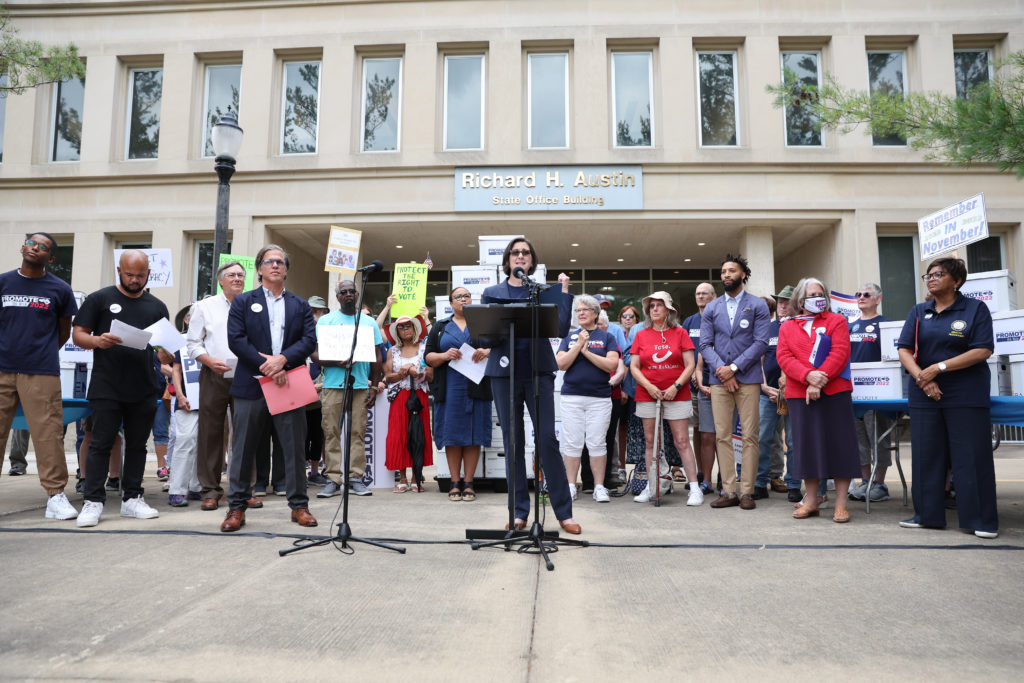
left=512, top=266, right=549, bottom=290
left=512, top=266, right=527, bottom=280
left=357, top=260, right=384, bottom=274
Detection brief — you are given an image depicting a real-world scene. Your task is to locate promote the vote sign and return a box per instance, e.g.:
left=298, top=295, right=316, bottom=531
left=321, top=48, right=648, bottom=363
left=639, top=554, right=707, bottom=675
left=918, top=193, right=988, bottom=260
left=391, top=263, right=428, bottom=319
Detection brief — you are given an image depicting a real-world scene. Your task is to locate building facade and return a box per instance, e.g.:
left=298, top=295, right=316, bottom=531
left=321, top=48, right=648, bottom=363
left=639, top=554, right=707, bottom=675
left=1, top=0, right=1022, bottom=320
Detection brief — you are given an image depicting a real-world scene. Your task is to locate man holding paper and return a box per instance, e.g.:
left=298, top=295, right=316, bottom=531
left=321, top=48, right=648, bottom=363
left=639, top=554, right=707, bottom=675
left=221, top=245, right=317, bottom=532
left=314, top=279, right=382, bottom=498
left=72, top=250, right=169, bottom=527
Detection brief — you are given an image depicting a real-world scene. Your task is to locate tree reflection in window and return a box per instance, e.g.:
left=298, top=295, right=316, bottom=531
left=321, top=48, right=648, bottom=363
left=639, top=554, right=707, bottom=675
left=53, top=76, right=85, bottom=161
left=698, top=52, right=738, bottom=146
left=203, top=65, right=241, bottom=157
left=781, top=52, right=822, bottom=146
left=954, top=50, right=990, bottom=100
left=362, top=58, right=401, bottom=152
left=868, top=51, right=906, bottom=145
left=282, top=61, right=319, bottom=154
left=612, top=52, right=653, bottom=148
left=127, top=68, right=162, bottom=159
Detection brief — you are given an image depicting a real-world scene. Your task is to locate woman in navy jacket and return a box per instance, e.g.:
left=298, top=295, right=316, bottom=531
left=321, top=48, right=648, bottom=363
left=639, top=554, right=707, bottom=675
left=896, top=257, right=997, bottom=538
left=481, top=237, right=581, bottom=534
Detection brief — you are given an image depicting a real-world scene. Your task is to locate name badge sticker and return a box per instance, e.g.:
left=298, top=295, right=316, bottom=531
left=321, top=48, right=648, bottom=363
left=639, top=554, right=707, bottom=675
left=109, top=303, right=122, bottom=314
left=499, top=356, right=509, bottom=368
left=739, top=319, right=749, bottom=329
left=251, top=303, right=264, bottom=313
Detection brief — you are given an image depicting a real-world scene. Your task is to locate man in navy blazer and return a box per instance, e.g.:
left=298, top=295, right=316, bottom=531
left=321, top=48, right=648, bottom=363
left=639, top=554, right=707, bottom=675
left=220, top=244, right=317, bottom=532
left=699, top=253, right=770, bottom=510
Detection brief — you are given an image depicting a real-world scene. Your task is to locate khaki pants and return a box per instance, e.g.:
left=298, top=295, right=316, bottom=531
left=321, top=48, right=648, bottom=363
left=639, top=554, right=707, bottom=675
left=321, top=387, right=369, bottom=484
left=711, top=382, right=761, bottom=496
left=0, top=372, right=68, bottom=495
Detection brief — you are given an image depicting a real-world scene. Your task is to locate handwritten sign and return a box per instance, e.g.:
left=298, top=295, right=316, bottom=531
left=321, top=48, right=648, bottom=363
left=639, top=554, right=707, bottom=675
left=113, top=248, right=173, bottom=288
left=316, top=324, right=377, bottom=363
left=324, top=226, right=362, bottom=278
left=918, top=193, right=988, bottom=260
left=391, top=263, right=428, bottom=319
left=217, top=254, right=257, bottom=294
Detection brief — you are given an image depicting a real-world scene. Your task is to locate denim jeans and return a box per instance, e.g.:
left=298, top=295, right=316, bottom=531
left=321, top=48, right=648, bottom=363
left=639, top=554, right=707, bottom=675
left=757, top=394, right=794, bottom=489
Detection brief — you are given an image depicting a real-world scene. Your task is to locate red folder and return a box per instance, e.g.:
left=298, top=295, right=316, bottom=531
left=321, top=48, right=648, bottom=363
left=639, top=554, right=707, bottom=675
left=259, top=366, right=319, bottom=415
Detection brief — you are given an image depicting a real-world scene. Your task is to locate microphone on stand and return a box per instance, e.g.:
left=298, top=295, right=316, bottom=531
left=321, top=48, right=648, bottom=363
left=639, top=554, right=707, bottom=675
left=513, top=266, right=549, bottom=290
left=357, top=260, right=384, bottom=274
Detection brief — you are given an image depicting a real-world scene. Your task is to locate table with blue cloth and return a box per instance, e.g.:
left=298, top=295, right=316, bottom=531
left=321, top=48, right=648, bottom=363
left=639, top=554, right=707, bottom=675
left=11, top=398, right=91, bottom=430
left=852, top=396, right=1024, bottom=512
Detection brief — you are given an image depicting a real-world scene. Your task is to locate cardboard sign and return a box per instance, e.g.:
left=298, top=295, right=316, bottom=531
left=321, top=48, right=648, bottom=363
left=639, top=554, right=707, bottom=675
left=391, top=263, right=428, bottom=318
left=216, top=254, right=257, bottom=294
left=918, top=193, right=988, bottom=260
left=324, top=226, right=362, bottom=277
left=113, top=248, right=173, bottom=288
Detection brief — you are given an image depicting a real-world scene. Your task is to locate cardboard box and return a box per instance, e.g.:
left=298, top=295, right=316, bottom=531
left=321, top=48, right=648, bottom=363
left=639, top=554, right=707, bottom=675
left=992, top=309, right=1024, bottom=356
left=59, top=362, right=90, bottom=399
left=435, top=451, right=485, bottom=480
left=989, top=356, right=1011, bottom=396
left=478, top=235, right=523, bottom=266
left=434, top=293, right=480, bottom=321
left=484, top=448, right=535, bottom=479
left=878, top=320, right=904, bottom=361
left=961, top=269, right=1017, bottom=313
left=452, top=264, right=500, bottom=295
left=850, top=361, right=904, bottom=401
left=1008, top=354, right=1024, bottom=397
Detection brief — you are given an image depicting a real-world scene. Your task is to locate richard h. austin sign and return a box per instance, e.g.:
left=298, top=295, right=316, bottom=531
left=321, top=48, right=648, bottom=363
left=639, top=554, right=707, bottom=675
left=454, top=165, right=643, bottom=211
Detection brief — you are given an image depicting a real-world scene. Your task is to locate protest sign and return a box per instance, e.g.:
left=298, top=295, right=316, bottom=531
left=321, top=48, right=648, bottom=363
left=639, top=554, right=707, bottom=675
left=113, top=248, right=173, bottom=288
left=216, top=254, right=257, bottom=294
left=182, top=356, right=202, bottom=410
left=830, top=291, right=860, bottom=321
left=917, top=193, right=988, bottom=260
left=324, top=226, right=362, bottom=277
left=391, top=263, right=428, bottom=318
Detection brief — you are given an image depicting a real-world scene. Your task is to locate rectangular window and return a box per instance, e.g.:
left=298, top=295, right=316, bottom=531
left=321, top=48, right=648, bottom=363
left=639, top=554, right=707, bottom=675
left=780, top=51, right=822, bottom=146
left=611, top=52, right=653, bottom=148
left=877, top=235, right=918, bottom=320
left=966, top=234, right=1004, bottom=273
left=528, top=52, right=569, bottom=149
left=867, top=51, right=906, bottom=146
left=125, top=68, right=163, bottom=159
left=195, top=239, right=233, bottom=299
left=697, top=51, right=739, bottom=147
left=281, top=60, right=320, bottom=154
left=0, top=74, right=6, bottom=162
left=954, top=49, right=992, bottom=100
left=52, top=76, right=86, bottom=162
left=202, top=64, right=241, bottom=157
left=360, top=57, right=402, bottom=152
left=51, top=242, right=74, bottom=286
left=444, top=55, right=485, bottom=151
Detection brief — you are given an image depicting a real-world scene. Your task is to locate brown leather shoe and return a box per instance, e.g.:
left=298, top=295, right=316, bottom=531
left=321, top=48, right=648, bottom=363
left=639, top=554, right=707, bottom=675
left=504, top=518, right=527, bottom=531
left=770, top=478, right=788, bottom=493
left=200, top=497, right=219, bottom=511
left=220, top=509, right=245, bottom=532
left=246, top=497, right=263, bottom=509
left=739, top=494, right=756, bottom=510
left=710, top=494, right=739, bottom=508
left=291, top=508, right=318, bottom=527
left=559, top=520, right=582, bottom=535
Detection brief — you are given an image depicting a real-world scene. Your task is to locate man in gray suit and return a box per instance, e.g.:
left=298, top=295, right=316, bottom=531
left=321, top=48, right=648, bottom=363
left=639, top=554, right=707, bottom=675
left=699, top=254, right=770, bottom=510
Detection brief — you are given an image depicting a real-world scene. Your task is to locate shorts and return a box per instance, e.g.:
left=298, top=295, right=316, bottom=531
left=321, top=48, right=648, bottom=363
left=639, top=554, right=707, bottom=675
left=635, top=399, right=693, bottom=421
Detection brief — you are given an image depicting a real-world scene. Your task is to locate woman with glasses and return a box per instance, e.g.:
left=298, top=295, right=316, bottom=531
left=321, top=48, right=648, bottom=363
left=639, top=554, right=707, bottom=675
left=425, top=287, right=492, bottom=502
left=383, top=315, right=433, bottom=492
left=481, top=237, right=581, bottom=534
left=896, top=258, right=998, bottom=538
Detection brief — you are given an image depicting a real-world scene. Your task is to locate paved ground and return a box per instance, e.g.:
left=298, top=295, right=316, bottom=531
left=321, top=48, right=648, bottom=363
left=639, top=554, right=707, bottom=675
left=2, top=446, right=1024, bottom=681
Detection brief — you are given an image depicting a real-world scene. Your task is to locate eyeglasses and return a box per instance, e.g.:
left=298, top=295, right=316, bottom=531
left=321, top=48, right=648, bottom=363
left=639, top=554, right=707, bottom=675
left=452, top=293, right=472, bottom=301
left=509, top=249, right=531, bottom=257
left=620, top=312, right=636, bottom=319
left=337, top=288, right=357, bottom=295
left=854, top=292, right=874, bottom=299
left=223, top=272, right=246, bottom=279
left=396, top=323, right=414, bottom=329
left=921, top=271, right=948, bottom=282
left=261, top=258, right=285, bottom=267
left=24, top=239, right=51, bottom=253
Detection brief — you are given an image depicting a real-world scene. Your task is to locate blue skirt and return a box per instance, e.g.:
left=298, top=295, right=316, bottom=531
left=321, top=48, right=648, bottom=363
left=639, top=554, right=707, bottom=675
left=433, top=370, right=492, bottom=449
left=789, top=390, right=860, bottom=480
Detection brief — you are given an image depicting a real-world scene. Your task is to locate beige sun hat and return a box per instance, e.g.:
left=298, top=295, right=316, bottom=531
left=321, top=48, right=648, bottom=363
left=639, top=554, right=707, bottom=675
left=641, top=290, right=677, bottom=314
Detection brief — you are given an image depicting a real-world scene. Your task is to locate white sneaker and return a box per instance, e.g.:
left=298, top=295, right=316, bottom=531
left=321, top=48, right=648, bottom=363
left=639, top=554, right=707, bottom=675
left=975, top=530, right=999, bottom=539
left=121, top=495, right=160, bottom=519
left=568, top=483, right=578, bottom=501
left=687, top=484, right=704, bottom=507
left=77, top=500, right=103, bottom=527
left=593, top=484, right=610, bottom=503
left=46, top=492, right=79, bottom=520
left=633, top=483, right=652, bottom=503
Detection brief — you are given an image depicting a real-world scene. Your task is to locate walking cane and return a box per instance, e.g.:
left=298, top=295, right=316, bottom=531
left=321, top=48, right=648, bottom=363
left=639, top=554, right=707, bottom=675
left=653, top=398, right=663, bottom=507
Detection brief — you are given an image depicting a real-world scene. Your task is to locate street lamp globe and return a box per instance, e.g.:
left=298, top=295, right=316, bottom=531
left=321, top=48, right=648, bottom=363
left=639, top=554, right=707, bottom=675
left=211, top=109, right=244, bottom=160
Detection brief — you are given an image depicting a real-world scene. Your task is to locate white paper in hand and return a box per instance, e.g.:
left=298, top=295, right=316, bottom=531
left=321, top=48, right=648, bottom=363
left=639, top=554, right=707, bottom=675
left=449, top=343, right=486, bottom=385
left=110, top=319, right=153, bottom=350
left=317, top=325, right=377, bottom=363
left=144, top=318, right=188, bottom=354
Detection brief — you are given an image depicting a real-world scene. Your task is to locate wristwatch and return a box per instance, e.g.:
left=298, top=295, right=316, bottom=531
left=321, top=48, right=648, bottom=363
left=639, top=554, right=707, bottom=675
left=938, top=362, right=948, bottom=373
left=729, top=363, right=739, bottom=374
left=674, top=382, right=684, bottom=391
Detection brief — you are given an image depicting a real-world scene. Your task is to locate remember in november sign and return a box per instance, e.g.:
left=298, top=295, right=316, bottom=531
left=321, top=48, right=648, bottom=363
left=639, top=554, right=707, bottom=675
left=917, top=193, right=988, bottom=260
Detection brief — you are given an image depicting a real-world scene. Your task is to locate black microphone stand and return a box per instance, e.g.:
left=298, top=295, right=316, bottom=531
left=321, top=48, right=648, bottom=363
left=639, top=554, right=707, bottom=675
left=281, top=267, right=405, bottom=557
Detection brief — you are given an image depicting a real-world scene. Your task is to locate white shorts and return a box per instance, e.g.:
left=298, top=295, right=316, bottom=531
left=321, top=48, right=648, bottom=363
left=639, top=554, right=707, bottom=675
left=559, top=394, right=612, bottom=459
left=635, top=399, right=693, bottom=421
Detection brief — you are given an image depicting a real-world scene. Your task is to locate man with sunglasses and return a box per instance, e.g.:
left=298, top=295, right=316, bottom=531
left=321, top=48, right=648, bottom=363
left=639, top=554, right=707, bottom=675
left=847, top=283, right=892, bottom=503
left=0, top=233, right=79, bottom=520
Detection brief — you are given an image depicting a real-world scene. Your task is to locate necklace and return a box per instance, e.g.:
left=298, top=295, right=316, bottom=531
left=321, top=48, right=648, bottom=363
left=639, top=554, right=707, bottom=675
left=653, top=324, right=668, bottom=343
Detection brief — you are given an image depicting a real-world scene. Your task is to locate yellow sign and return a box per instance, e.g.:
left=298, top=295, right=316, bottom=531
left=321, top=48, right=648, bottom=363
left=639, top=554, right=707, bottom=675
left=216, top=254, right=257, bottom=294
left=391, top=263, right=428, bottom=319
left=324, top=226, right=362, bottom=277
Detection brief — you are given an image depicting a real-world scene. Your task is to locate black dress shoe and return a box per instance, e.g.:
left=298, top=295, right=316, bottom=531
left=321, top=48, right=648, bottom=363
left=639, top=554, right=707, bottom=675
left=752, top=486, right=769, bottom=500
left=787, top=489, right=803, bottom=503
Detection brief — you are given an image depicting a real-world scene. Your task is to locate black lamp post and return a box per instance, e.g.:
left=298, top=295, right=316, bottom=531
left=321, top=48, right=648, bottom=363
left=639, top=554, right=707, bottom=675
left=210, top=109, right=243, bottom=295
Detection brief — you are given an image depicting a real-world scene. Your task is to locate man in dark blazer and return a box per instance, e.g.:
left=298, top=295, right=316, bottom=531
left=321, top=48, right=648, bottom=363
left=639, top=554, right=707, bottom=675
left=699, top=253, right=770, bottom=510
left=220, top=244, right=317, bottom=532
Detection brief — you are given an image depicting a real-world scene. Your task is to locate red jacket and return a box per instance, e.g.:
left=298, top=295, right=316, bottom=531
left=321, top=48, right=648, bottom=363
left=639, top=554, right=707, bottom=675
left=776, top=311, right=853, bottom=399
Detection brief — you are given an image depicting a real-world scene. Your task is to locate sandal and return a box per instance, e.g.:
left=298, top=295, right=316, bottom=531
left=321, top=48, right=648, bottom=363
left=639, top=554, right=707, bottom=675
left=448, top=486, right=462, bottom=501
left=793, top=505, right=820, bottom=519
left=461, top=485, right=476, bottom=502
left=833, top=507, right=851, bottom=523
left=671, top=467, right=687, bottom=483
left=393, top=483, right=408, bottom=493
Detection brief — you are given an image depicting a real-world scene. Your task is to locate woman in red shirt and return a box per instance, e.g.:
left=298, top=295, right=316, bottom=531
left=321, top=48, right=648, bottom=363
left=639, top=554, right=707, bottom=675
left=776, top=278, right=860, bottom=523
left=630, top=291, right=702, bottom=506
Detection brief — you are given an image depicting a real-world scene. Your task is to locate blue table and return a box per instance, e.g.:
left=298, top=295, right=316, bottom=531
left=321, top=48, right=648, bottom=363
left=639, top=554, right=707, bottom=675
left=11, top=399, right=91, bottom=431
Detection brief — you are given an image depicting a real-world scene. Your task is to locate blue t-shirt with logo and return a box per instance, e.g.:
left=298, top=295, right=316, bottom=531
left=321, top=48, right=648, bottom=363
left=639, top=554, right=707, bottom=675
left=682, top=312, right=709, bottom=387
left=0, top=269, right=78, bottom=376
left=317, top=311, right=383, bottom=390
left=557, top=327, right=620, bottom=398
left=849, top=314, right=890, bottom=363
left=762, top=319, right=783, bottom=388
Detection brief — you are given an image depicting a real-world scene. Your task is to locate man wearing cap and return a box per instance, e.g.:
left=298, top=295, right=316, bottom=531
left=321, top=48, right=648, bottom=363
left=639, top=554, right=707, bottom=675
left=699, top=253, right=770, bottom=510
left=186, top=260, right=246, bottom=511
left=314, top=279, right=383, bottom=498
left=682, top=282, right=717, bottom=494
left=757, top=285, right=800, bottom=502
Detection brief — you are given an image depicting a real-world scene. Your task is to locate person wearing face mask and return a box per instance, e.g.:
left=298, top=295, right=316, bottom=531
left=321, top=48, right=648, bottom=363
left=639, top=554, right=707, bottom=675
left=776, top=277, right=860, bottom=523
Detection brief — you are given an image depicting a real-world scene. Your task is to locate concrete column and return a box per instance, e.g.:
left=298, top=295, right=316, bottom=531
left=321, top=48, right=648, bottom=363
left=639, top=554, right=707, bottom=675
left=79, top=55, right=117, bottom=166
left=238, top=47, right=274, bottom=162
left=403, top=42, right=435, bottom=154
left=740, top=226, right=775, bottom=298
left=320, top=42, right=353, bottom=158
left=72, top=231, right=108, bottom=294
left=158, top=52, right=195, bottom=161
left=745, top=36, right=781, bottom=153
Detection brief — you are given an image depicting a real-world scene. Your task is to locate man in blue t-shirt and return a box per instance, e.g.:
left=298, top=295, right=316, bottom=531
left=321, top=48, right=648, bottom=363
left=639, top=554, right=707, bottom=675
left=847, top=282, right=893, bottom=502
left=0, top=233, right=79, bottom=521
left=313, top=279, right=383, bottom=498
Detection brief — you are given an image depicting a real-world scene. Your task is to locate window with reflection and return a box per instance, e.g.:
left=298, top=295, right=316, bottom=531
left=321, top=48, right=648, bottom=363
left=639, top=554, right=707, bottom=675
left=202, top=64, right=241, bottom=158
left=697, top=51, right=739, bottom=146
left=528, top=52, right=569, bottom=149
left=611, top=52, right=653, bottom=148
left=444, top=55, right=484, bottom=150
left=781, top=51, right=822, bottom=146
left=126, top=68, right=163, bottom=159
left=52, top=75, right=86, bottom=162
left=954, top=49, right=992, bottom=100
left=281, top=61, right=320, bottom=154
left=867, top=51, right=906, bottom=146
left=361, top=57, right=402, bottom=152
